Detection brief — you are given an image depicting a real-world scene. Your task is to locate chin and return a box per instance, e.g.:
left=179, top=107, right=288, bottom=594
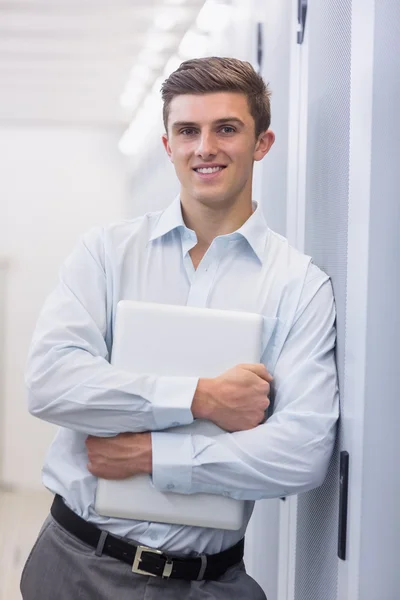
left=193, top=192, right=231, bottom=207
left=181, top=180, right=240, bottom=208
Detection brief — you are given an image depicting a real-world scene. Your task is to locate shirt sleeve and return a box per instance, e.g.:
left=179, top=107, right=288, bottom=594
left=151, top=273, right=339, bottom=500
left=25, top=228, right=196, bottom=437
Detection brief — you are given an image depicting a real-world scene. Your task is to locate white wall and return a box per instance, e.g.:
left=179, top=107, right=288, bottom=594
left=0, top=126, right=129, bottom=489
left=128, top=149, right=180, bottom=218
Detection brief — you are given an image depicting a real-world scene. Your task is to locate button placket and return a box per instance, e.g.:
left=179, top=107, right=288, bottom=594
left=186, top=261, right=218, bottom=307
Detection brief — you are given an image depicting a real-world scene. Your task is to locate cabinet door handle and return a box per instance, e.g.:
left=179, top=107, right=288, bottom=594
left=297, top=0, right=308, bottom=44
left=257, top=22, right=264, bottom=73
left=338, top=451, right=349, bottom=560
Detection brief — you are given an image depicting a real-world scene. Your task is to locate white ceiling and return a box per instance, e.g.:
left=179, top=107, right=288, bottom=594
left=0, top=0, right=206, bottom=125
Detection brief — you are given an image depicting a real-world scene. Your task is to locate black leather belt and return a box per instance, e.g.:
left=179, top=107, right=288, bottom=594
left=50, top=495, right=244, bottom=581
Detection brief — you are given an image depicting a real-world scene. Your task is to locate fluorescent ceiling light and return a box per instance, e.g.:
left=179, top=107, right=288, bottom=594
left=196, top=1, right=232, bottom=33
left=119, top=65, right=153, bottom=109
left=137, top=49, right=166, bottom=69
left=119, top=81, right=146, bottom=109
left=179, top=30, right=209, bottom=58
left=128, top=65, right=153, bottom=84
left=120, top=92, right=143, bottom=110
left=154, top=8, right=185, bottom=31
left=164, top=54, right=182, bottom=76
left=164, top=0, right=186, bottom=5
left=119, top=128, right=140, bottom=156
left=145, top=32, right=174, bottom=53
left=119, top=94, right=163, bottom=156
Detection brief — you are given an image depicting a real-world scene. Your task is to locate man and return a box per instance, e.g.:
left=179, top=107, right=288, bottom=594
left=21, top=57, right=339, bottom=599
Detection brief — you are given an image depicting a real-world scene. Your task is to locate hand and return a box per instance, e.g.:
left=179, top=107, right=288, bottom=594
left=86, top=432, right=152, bottom=479
left=192, top=364, right=272, bottom=432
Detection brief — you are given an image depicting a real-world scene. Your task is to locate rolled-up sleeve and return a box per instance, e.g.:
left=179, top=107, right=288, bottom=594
left=152, top=275, right=339, bottom=500
left=25, top=228, right=195, bottom=437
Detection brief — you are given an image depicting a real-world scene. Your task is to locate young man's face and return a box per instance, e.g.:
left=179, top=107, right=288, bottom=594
left=162, top=92, right=275, bottom=210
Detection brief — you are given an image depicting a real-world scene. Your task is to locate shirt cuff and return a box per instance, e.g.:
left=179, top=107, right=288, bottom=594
left=151, top=376, right=198, bottom=430
left=151, top=432, right=193, bottom=494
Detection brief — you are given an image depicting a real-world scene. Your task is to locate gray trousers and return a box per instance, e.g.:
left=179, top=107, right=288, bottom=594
left=20, top=515, right=267, bottom=600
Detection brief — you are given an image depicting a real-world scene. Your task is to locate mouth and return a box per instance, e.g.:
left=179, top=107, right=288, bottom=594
left=192, top=165, right=227, bottom=180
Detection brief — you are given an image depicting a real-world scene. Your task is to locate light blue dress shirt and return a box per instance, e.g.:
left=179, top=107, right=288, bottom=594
left=26, top=196, right=339, bottom=555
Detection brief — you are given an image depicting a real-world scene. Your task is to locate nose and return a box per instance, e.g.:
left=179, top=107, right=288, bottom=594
left=195, top=131, right=217, bottom=159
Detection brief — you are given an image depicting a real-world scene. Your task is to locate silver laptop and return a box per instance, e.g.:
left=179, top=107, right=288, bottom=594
left=95, top=300, right=264, bottom=530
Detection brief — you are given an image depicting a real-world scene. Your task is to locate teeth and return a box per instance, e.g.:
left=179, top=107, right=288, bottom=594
left=196, top=167, right=223, bottom=174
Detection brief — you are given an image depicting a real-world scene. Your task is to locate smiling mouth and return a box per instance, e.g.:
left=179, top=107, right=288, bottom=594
left=193, top=166, right=227, bottom=175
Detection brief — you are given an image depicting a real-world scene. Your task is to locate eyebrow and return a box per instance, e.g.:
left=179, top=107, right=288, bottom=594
left=171, top=117, right=245, bottom=130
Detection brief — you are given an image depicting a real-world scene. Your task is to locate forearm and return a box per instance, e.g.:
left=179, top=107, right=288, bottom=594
left=86, top=432, right=153, bottom=478
left=26, top=346, right=197, bottom=437
left=151, top=410, right=338, bottom=500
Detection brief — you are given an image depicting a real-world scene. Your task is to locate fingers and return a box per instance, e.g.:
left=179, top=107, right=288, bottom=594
left=239, top=363, right=273, bottom=382
left=262, top=395, right=271, bottom=409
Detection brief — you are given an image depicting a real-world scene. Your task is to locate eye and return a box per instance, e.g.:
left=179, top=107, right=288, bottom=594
left=180, top=128, right=197, bottom=136
left=220, top=125, right=236, bottom=134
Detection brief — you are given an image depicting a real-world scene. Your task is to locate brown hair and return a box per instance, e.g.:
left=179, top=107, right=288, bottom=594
left=161, top=57, right=271, bottom=138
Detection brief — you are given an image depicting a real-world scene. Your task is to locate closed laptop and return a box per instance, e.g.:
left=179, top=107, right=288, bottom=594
left=95, top=300, right=264, bottom=530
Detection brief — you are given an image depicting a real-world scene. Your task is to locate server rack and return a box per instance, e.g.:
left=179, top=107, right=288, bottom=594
left=253, top=0, right=400, bottom=599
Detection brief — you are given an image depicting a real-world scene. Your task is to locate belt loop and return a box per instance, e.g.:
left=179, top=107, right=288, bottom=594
left=196, top=554, right=207, bottom=581
left=95, top=531, right=108, bottom=557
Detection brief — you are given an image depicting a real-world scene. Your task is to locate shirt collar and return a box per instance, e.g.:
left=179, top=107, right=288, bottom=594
left=149, top=195, right=187, bottom=242
left=149, top=195, right=268, bottom=264
left=234, top=201, right=268, bottom=263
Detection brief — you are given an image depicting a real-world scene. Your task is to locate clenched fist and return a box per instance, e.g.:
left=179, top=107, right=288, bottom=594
left=192, top=363, right=272, bottom=432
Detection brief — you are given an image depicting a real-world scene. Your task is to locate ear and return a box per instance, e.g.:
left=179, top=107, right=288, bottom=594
left=253, top=130, right=275, bottom=162
left=162, top=134, right=174, bottom=163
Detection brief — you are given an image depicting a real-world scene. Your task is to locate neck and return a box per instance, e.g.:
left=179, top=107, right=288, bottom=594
left=180, top=194, right=254, bottom=249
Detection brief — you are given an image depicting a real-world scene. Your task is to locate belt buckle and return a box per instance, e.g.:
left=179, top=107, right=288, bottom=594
left=132, top=545, right=173, bottom=579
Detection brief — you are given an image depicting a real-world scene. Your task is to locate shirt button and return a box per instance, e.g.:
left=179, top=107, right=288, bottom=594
left=170, top=421, right=180, bottom=427
left=223, top=491, right=231, bottom=497
left=166, top=483, right=175, bottom=490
